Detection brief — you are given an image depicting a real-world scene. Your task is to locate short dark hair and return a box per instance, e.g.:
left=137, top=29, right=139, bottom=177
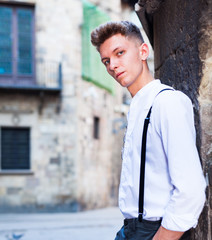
left=91, top=21, right=144, bottom=51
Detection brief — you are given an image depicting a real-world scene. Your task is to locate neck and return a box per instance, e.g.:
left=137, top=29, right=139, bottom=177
left=127, top=62, right=154, bottom=97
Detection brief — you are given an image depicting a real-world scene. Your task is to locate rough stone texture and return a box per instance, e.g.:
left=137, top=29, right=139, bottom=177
left=198, top=0, right=212, bottom=239
left=153, top=0, right=211, bottom=239
left=153, top=0, right=203, bottom=152
left=135, top=0, right=164, bottom=46
left=0, top=0, right=127, bottom=213
left=0, top=93, right=78, bottom=212
left=137, top=0, right=212, bottom=239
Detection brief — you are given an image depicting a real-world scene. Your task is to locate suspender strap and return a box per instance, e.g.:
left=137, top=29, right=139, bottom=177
left=138, top=106, right=152, bottom=221
left=138, top=88, right=173, bottom=222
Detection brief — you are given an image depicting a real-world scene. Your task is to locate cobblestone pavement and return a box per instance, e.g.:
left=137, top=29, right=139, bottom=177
left=0, top=207, right=123, bottom=240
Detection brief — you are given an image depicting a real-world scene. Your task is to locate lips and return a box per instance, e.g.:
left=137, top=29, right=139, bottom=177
left=116, top=71, right=125, bottom=79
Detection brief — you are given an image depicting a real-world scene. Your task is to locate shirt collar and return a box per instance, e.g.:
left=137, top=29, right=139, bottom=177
left=130, top=79, right=162, bottom=110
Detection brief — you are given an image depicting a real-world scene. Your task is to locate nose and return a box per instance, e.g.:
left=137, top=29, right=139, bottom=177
left=109, top=58, right=118, bottom=71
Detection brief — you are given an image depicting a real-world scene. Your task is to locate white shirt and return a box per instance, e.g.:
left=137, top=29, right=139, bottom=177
left=119, top=80, right=206, bottom=232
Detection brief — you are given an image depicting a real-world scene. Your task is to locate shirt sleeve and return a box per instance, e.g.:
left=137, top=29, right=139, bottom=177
left=154, top=90, right=206, bottom=232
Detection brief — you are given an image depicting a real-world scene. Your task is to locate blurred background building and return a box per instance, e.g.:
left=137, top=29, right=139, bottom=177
left=0, top=0, right=153, bottom=213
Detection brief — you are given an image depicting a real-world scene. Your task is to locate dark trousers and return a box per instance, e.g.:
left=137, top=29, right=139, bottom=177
left=114, top=218, right=191, bottom=240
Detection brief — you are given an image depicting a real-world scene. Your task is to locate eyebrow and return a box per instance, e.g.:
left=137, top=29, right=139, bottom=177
left=101, top=46, right=122, bottom=62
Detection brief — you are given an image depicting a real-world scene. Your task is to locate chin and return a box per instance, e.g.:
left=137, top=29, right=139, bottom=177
left=121, top=81, right=132, bottom=88
left=120, top=82, right=128, bottom=88
left=118, top=79, right=128, bottom=87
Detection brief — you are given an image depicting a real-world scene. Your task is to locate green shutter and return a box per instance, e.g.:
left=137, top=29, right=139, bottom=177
left=82, top=0, right=114, bottom=94
left=17, top=9, right=33, bottom=75
left=0, top=7, right=12, bottom=74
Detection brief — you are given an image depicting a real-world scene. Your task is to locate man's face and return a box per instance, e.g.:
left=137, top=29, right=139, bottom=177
left=99, top=34, right=143, bottom=89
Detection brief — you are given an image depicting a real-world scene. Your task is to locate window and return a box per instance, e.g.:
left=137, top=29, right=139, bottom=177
left=93, top=117, right=100, bottom=139
left=0, top=4, right=35, bottom=84
left=0, top=127, right=30, bottom=170
left=82, top=0, right=114, bottom=94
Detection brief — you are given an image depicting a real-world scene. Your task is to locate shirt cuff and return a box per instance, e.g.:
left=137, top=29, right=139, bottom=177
left=161, top=213, right=197, bottom=232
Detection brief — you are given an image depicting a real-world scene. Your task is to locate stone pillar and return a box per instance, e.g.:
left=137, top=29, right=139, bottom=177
left=198, top=1, right=212, bottom=239
left=136, top=0, right=212, bottom=239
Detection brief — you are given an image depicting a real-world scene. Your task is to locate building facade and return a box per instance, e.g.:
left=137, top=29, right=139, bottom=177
left=0, top=0, right=133, bottom=212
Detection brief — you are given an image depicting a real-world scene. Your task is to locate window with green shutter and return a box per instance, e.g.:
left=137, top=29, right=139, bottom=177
left=0, top=4, right=34, bottom=83
left=82, top=1, right=114, bottom=94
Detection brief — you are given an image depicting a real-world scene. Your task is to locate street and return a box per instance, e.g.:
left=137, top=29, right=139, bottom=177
left=0, top=207, right=123, bottom=240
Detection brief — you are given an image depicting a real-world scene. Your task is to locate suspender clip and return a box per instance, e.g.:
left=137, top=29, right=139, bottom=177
left=138, top=213, right=143, bottom=222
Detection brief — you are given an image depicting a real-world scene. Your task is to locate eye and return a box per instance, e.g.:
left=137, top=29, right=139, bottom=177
left=117, top=51, right=124, bottom=56
left=104, top=60, right=110, bottom=66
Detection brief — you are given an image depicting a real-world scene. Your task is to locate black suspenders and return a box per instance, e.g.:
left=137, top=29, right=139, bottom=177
left=138, top=88, right=173, bottom=222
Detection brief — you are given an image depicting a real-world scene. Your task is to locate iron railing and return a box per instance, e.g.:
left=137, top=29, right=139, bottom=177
left=0, top=59, right=62, bottom=91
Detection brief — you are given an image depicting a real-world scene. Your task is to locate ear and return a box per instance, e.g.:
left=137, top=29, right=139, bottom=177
left=139, top=43, right=149, bottom=61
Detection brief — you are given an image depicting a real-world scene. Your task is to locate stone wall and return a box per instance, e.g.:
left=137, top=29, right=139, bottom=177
left=153, top=0, right=202, bottom=148
left=198, top=0, right=212, bottom=239
left=0, top=95, right=69, bottom=210
left=151, top=0, right=212, bottom=239
left=0, top=92, right=79, bottom=212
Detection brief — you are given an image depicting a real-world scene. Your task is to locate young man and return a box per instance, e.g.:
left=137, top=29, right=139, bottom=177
left=91, top=21, right=206, bottom=240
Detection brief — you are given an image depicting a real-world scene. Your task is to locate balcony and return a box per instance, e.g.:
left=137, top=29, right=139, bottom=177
left=0, top=59, right=62, bottom=94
